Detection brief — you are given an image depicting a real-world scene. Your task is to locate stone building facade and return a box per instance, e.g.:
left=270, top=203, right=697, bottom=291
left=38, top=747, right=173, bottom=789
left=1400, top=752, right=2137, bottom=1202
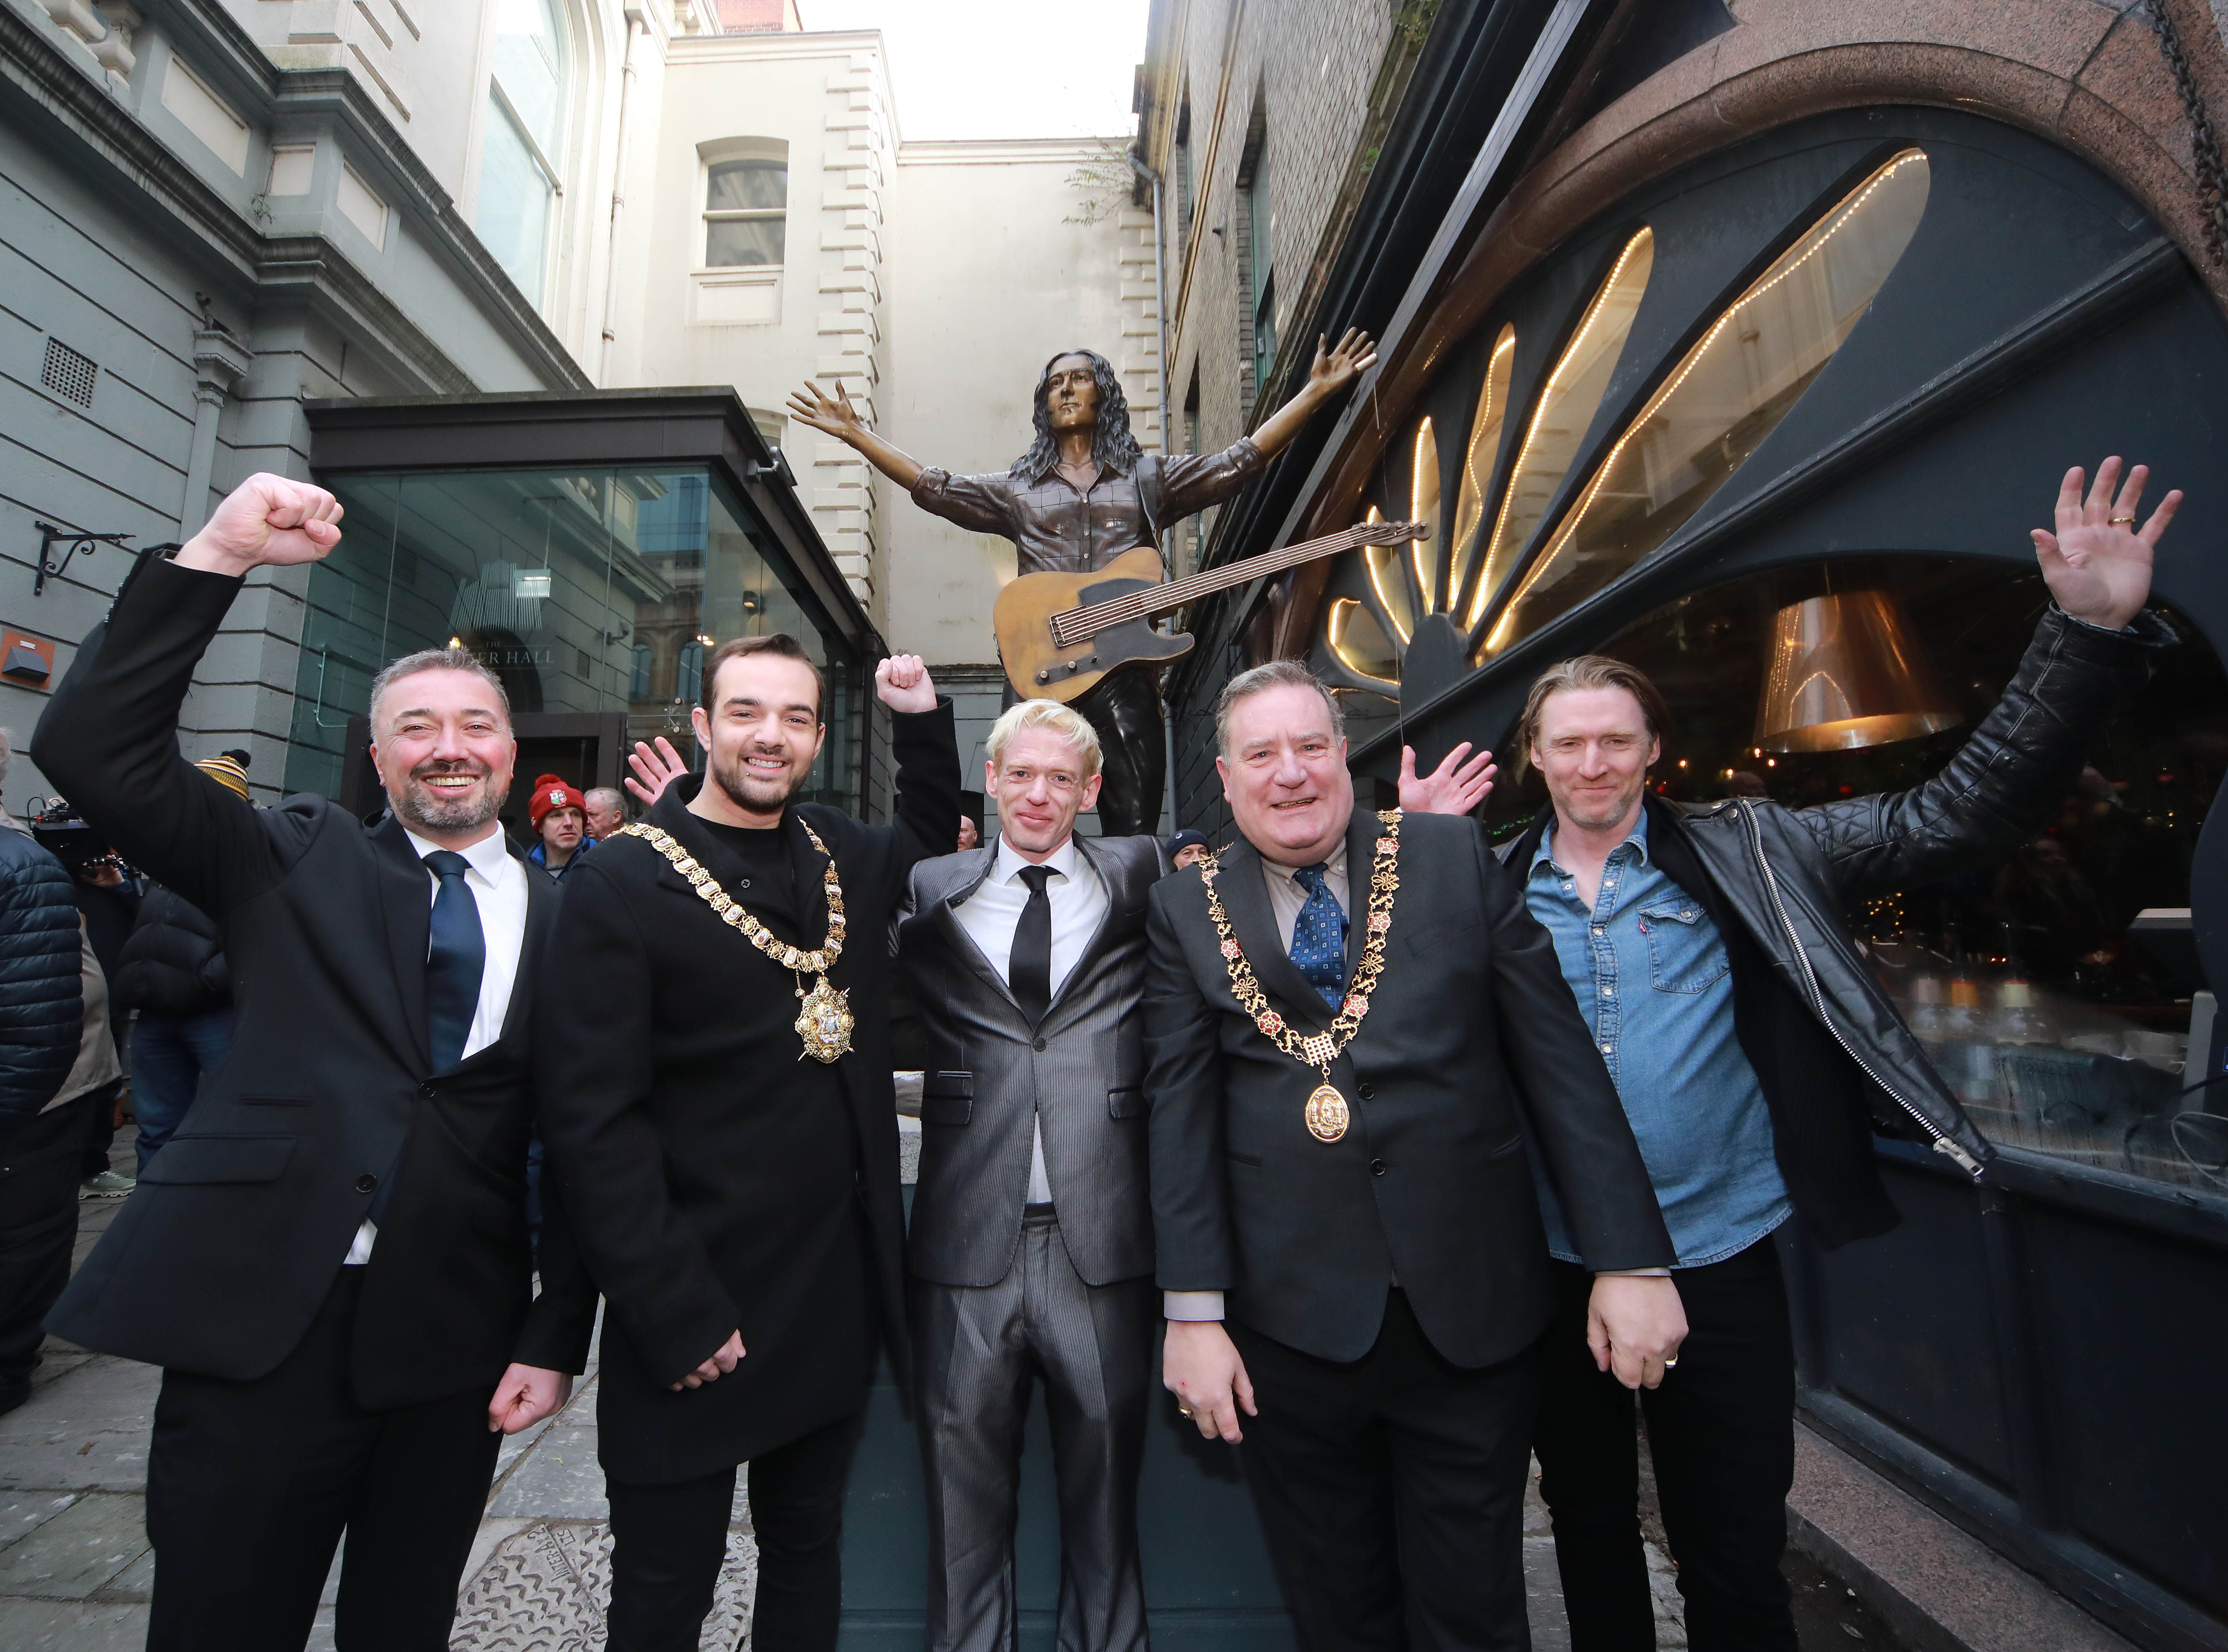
left=0, top=0, right=1150, bottom=816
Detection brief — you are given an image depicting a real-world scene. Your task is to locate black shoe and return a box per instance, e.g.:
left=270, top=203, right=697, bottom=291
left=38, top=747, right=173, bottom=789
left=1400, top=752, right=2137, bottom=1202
left=0, top=1378, right=31, bottom=1419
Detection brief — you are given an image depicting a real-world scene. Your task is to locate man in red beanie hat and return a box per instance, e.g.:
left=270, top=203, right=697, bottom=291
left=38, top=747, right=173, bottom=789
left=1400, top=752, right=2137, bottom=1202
left=527, top=775, right=592, bottom=882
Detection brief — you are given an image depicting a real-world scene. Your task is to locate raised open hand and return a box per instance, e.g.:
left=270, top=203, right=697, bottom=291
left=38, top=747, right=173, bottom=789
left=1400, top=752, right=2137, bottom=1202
left=176, top=473, right=343, bottom=578
left=1308, top=327, right=1379, bottom=398
left=2032, top=456, right=2178, bottom=631
left=1398, top=742, right=1497, bottom=816
left=625, top=736, right=691, bottom=807
left=786, top=378, right=869, bottom=445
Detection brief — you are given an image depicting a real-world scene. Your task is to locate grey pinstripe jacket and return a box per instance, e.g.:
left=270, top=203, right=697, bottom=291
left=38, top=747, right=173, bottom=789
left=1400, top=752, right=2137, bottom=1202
left=897, top=833, right=1168, bottom=1288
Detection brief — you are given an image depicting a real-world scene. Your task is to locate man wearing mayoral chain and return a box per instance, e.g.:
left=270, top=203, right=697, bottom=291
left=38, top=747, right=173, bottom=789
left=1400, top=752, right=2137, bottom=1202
left=1145, top=659, right=1684, bottom=1651
left=538, top=633, right=959, bottom=1652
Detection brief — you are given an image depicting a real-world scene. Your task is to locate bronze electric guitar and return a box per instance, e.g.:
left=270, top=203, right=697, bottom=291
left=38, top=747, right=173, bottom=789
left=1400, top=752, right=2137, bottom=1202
left=992, top=519, right=1429, bottom=704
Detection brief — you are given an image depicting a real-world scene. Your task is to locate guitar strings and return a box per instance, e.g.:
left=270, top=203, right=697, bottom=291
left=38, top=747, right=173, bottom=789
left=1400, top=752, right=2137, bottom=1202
left=1057, top=524, right=1420, bottom=643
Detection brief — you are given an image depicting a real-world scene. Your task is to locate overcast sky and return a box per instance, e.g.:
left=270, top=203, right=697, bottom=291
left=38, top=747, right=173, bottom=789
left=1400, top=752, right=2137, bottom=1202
left=797, top=0, right=1151, bottom=142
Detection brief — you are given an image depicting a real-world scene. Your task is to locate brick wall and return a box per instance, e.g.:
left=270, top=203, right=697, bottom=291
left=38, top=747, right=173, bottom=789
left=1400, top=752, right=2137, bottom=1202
left=1154, top=0, right=1398, bottom=470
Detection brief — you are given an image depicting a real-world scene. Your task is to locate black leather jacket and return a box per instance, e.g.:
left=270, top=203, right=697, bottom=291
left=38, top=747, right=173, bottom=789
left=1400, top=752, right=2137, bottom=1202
left=1504, top=605, right=2174, bottom=1190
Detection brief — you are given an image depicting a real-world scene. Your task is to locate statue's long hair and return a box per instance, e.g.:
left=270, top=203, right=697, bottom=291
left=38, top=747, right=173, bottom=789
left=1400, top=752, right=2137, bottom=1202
left=1009, top=349, right=1144, bottom=484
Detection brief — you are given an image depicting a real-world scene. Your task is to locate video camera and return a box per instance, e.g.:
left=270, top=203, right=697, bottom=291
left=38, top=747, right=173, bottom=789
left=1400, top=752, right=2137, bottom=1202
left=28, top=800, right=122, bottom=883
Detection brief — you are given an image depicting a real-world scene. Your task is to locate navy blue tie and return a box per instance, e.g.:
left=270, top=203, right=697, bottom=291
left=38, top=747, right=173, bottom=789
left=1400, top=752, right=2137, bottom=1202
left=422, top=850, right=486, bottom=1073
left=1289, top=863, right=1347, bottom=1010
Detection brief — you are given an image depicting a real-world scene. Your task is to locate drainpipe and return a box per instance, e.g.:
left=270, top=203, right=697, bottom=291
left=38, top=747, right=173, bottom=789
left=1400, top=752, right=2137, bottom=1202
left=1129, top=143, right=1176, bottom=832
left=599, top=11, right=645, bottom=381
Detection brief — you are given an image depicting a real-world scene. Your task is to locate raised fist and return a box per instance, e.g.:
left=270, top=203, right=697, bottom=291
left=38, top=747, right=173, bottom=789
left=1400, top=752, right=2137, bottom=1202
left=178, top=473, right=343, bottom=578
left=875, top=654, right=936, bottom=715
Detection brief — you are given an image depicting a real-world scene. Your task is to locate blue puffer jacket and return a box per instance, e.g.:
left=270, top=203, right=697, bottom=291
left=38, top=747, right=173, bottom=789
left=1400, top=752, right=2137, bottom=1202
left=0, top=824, right=85, bottom=1124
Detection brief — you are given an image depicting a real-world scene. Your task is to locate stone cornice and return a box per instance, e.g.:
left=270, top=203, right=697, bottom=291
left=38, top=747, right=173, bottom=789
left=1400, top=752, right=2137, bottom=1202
left=898, top=137, right=1129, bottom=166
left=265, top=69, right=591, bottom=389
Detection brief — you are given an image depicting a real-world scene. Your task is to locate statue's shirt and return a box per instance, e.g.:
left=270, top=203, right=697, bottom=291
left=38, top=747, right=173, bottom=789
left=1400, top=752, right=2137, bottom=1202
left=909, top=437, right=1267, bottom=578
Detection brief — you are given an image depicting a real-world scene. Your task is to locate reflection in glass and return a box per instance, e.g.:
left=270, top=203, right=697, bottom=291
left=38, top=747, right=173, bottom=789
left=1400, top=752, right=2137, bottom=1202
left=1449, top=326, right=1516, bottom=624
left=1327, top=597, right=1401, bottom=686
left=478, top=108, right=553, bottom=299
left=285, top=466, right=853, bottom=810
left=1474, top=229, right=1654, bottom=619
left=1409, top=419, right=1441, bottom=611
left=1480, top=151, right=1930, bottom=659
left=478, top=0, right=566, bottom=303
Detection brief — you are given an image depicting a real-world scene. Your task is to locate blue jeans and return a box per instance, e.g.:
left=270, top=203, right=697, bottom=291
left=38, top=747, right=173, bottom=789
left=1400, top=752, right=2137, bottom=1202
left=130, top=1008, right=234, bottom=1177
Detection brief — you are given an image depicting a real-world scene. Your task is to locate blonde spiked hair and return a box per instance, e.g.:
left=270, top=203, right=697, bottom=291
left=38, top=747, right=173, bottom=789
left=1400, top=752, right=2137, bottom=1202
left=984, top=699, right=1103, bottom=780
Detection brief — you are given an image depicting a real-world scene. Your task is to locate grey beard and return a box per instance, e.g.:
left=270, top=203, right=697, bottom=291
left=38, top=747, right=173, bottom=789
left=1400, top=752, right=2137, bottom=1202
left=392, top=774, right=507, bottom=835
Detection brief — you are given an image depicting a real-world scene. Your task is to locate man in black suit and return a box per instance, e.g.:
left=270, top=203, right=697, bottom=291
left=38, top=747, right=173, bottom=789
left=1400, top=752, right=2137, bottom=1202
left=32, top=473, right=597, bottom=1651
left=1146, top=660, right=1686, bottom=1652
left=539, top=633, right=960, bottom=1652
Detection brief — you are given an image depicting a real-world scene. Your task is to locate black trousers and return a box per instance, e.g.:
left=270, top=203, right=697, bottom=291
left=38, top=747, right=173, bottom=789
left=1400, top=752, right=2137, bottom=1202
left=0, top=1100, right=91, bottom=1391
left=79, top=1074, right=122, bottom=1180
left=1071, top=668, right=1164, bottom=838
left=1532, top=1239, right=1797, bottom=1652
left=1228, top=1290, right=1540, bottom=1652
left=605, top=1409, right=864, bottom=1652
left=145, top=1267, right=501, bottom=1652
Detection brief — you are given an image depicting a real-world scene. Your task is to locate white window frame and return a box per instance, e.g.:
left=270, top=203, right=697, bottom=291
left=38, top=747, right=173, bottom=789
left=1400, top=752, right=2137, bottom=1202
left=697, top=138, right=789, bottom=273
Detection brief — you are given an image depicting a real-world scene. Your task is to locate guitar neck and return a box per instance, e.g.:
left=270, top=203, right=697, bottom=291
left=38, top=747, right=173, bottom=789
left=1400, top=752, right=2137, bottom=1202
left=1063, top=524, right=1388, bottom=642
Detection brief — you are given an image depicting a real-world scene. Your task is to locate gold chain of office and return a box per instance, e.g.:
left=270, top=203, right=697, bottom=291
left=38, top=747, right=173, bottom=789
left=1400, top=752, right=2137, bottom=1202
left=1198, top=809, right=1402, bottom=1143
left=615, top=820, right=855, bottom=1063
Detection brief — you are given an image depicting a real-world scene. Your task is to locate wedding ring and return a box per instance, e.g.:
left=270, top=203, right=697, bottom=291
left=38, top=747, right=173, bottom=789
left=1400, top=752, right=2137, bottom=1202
left=2110, top=516, right=2137, bottom=526
left=1178, top=1406, right=1194, bottom=1418
left=1663, top=1357, right=1679, bottom=1368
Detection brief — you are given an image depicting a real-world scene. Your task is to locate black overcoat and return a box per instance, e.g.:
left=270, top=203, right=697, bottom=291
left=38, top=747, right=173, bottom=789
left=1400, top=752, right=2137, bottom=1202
left=34, top=557, right=597, bottom=1406
left=1144, top=807, right=1676, bottom=1367
left=538, top=707, right=960, bottom=1483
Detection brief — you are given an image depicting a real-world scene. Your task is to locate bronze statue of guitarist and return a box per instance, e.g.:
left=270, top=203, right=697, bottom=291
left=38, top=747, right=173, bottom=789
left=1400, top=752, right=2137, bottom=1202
left=788, top=331, right=1377, bottom=837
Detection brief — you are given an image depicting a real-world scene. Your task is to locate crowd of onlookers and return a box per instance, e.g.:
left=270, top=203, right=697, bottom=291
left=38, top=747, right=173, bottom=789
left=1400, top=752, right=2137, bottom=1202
left=0, top=734, right=636, bottom=1419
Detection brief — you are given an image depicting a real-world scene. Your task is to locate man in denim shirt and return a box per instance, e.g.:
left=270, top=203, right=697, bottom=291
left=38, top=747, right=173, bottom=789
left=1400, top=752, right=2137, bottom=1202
left=1497, top=455, right=2179, bottom=1652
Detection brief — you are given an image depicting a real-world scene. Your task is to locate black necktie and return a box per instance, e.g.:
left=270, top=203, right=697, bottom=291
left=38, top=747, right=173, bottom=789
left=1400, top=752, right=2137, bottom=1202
left=423, top=850, right=486, bottom=1072
left=1011, top=864, right=1054, bottom=1025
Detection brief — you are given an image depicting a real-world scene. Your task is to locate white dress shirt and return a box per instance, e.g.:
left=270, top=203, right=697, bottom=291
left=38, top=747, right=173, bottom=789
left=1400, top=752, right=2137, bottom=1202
left=949, top=834, right=1109, bottom=1205
left=1169, top=845, right=1356, bottom=1323
left=343, top=824, right=529, bottom=1264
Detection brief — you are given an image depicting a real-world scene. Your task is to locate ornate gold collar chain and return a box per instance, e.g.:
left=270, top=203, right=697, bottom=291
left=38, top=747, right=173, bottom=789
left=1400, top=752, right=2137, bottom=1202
left=1198, top=809, right=1402, bottom=1141
left=616, top=818, right=855, bottom=1063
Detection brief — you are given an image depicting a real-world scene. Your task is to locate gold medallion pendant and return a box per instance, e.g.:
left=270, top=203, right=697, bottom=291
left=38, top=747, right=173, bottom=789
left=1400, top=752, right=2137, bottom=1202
left=1305, top=1083, right=1350, bottom=1143
left=795, top=976, right=855, bottom=1064
left=1198, top=812, right=1404, bottom=1145
left=617, top=817, right=854, bottom=1064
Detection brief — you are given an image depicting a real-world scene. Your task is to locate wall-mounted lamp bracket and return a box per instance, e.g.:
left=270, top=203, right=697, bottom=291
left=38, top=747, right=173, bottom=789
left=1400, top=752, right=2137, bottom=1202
left=33, top=522, right=135, bottom=596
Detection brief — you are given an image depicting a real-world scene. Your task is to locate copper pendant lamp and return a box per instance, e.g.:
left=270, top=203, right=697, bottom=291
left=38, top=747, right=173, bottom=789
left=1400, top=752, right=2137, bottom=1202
left=1755, top=589, right=1961, bottom=753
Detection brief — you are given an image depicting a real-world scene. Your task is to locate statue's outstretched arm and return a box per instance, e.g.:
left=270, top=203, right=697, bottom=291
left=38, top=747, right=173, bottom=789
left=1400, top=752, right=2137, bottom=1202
left=786, top=379, right=927, bottom=490
left=1248, top=327, right=1379, bottom=460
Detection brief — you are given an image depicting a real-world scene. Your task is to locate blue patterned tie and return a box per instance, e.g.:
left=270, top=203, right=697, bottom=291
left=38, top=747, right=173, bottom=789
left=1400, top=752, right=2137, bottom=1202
left=1288, top=863, right=1347, bottom=1010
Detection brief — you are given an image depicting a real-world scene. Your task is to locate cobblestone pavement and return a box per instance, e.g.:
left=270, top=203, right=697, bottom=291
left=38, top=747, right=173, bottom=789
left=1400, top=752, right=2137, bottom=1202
left=0, top=1126, right=1690, bottom=1650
